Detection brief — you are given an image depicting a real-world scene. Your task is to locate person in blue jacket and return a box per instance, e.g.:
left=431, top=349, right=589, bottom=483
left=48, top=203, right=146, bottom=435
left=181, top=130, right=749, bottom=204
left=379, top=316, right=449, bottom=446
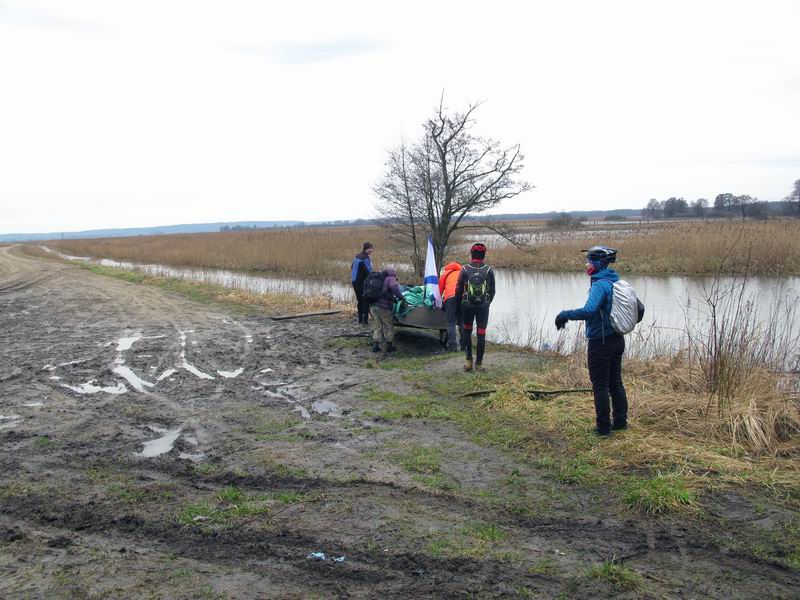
left=351, top=242, right=374, bottom=325
left=555, top=246, right=628, bottom=436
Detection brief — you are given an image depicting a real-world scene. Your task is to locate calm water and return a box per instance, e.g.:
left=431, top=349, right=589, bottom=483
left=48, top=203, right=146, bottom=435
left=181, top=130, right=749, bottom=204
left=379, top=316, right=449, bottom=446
left=80, top=256, right=800, bottom=362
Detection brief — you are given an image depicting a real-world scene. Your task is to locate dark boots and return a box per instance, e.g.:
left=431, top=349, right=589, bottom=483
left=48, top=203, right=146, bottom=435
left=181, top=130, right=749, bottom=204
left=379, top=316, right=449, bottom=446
left=372, top=342, right=381, bottom=353
left=386, top=342, right=396, bottom=353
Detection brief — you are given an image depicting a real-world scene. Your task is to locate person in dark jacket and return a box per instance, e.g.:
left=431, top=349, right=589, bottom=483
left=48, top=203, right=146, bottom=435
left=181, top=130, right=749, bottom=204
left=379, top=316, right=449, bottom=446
left=370, top=267, right=405, bottom=353
left=455, top=243, right=496, bottom=372
left=351, top=242, right=373, bottom=325
left=555, top=246, right=628, bottom=436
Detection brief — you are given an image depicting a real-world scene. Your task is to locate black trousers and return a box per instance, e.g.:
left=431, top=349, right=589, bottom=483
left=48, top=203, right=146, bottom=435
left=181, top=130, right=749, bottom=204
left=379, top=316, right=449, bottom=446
left=461, top=304, right=490, bottom=363
left=587, top=334, right=627, bottom=430
left=353, top=282, right=368, bottom=324
left=443, top=297, right=464, bottom=351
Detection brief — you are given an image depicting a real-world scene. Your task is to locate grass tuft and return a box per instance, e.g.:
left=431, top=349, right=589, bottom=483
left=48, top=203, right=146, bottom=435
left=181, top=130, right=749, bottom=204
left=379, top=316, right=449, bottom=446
left=623, top=474, right=694, bottom=513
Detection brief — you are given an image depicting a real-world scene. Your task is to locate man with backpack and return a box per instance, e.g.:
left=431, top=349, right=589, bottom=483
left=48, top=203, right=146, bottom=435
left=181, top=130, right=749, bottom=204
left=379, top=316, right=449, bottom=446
left=554, top=246, right=642, bottom=436
left=455, top=243, right=495, bottom=372
left=351, top=242, right=373, bottom=325
left=367, top=267, right=406, bottom=353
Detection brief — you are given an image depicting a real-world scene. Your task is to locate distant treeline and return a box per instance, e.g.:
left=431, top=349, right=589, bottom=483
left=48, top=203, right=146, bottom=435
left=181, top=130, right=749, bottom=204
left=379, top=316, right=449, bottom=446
left=643, top=181, right=800, bottom=220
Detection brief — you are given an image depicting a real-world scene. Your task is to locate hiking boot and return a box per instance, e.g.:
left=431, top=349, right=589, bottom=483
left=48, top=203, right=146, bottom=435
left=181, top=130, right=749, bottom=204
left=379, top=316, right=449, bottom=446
left=386, top=342, right=396, bottom=353
left=611, top=421, right=628, bottom=431
left=474, top=362, right=482, bottom=372
left=593, top=426, right=611, bottom=437
left=371, top=342, right=381, bottom=353
left=464, top=358, right=473, bottom=372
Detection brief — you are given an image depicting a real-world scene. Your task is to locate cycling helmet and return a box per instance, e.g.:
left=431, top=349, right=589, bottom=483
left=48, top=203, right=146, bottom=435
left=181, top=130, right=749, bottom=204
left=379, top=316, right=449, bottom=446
left=582, top=246, right=617, bottom=263
left=470, top=242, right=487, bottom=259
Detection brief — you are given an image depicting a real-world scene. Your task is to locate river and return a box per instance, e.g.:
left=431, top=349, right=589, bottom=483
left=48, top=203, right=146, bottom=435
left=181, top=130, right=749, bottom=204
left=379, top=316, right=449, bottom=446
left=61, top=253, right=800, bottom=366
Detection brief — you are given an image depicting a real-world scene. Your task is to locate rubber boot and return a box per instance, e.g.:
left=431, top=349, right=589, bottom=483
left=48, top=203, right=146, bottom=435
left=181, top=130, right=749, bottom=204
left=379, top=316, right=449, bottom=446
left=464, top=358, right=473, bottom=372
left=372, top=342, right=381, bottom=353
left=386, top=342, right=396, bottom=353
left=611, top=420, right=628, bottom=431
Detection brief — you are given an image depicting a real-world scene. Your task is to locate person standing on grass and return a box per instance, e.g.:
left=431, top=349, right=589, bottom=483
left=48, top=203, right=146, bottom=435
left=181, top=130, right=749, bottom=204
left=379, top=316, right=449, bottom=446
left=439, top=260, right=464, bottom=352
left=370, top=267, right=405, bottom=353
left=351, top=242, right=373, bottom=325
left=455, top=243, right=495, bottom=372
left=554, top=246, right=628, bottom=436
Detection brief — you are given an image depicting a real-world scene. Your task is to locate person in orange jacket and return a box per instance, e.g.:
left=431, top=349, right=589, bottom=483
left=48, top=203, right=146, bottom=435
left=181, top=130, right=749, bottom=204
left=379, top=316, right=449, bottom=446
left=439, top=261, right=464, bottom=352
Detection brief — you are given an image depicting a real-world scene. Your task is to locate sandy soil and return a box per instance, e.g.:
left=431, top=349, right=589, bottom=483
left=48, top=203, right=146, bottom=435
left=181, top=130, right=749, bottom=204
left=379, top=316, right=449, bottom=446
left=1, top=246, right=798, bottom=599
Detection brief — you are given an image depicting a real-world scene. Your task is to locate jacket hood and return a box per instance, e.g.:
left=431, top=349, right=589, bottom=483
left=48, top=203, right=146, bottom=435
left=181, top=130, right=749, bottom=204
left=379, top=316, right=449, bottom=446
left=443, top=262, right=462, bottom=274
left=384, top=268, right=397, bottom=277
left=590, top=267, right=619, bottom=283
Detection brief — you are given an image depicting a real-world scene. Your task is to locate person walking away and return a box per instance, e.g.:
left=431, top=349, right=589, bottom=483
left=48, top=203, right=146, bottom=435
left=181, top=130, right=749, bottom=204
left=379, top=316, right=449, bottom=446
left=370, top=268, right=405, bottom=353
left=351, top=242, right=373, bottom=325
left=554, top=246, right=628, bottom=436
left=455, top=243, right=495, bottom=371
left=439, top=261, right=464, bottom=352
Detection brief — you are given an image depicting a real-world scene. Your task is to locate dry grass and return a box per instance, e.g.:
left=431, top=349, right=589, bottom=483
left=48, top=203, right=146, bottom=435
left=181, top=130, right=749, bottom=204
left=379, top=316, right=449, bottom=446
left=491, top=219, right=800, bottom=275
left=42, top=226, right=400, bottom=280
left=486, top=353, right=800, bottom=491
left=34, top=219, right=800, bottom=279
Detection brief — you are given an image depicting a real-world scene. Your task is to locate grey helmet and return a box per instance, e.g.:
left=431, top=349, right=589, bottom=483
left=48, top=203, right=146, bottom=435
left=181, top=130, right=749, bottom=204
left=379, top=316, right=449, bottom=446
left=582, top=246, right=617, bottom=263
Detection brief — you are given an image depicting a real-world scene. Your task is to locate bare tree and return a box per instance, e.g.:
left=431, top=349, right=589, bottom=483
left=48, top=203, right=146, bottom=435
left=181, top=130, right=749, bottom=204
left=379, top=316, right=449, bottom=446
left=374, top=98, right=532, bottom=274
left=785, top=179, right=800, bottom=218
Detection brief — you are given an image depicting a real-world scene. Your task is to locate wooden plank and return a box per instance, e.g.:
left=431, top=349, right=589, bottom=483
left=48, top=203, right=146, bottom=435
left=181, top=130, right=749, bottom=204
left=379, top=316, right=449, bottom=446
left=271, top=310, right=342, bottom=321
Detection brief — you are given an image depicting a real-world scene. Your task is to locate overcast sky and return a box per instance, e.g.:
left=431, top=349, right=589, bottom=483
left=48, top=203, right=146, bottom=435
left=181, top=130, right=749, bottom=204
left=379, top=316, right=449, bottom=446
left=1, top=0, right=799, bottom=234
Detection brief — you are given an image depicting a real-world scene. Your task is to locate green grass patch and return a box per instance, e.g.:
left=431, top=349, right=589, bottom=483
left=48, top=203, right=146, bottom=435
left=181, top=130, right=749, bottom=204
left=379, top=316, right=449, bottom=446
left=326, top=337, right=366, bottom=349
left=587, top=559, right=642, bottom=591
left=397, top=446, right=442, bottom=474
left=34, top=436, right=52, bottom=447
left=361, top=386, right=455, bottom=421
left=623, top=474, right=694, bottom=513
left=461, top=520, right=505, bottom=542
left=179, top=488, right=271, bottom=526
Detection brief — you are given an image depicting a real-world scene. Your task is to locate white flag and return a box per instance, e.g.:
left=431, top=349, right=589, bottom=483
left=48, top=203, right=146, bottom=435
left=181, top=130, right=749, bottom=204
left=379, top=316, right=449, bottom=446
left=423, top=236, right=443, bottom=308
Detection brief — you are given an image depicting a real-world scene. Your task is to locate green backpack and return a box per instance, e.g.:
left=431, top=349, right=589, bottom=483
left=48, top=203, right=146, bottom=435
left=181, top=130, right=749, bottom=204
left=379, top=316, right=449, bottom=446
left=462, top=264, right=491, bottom=306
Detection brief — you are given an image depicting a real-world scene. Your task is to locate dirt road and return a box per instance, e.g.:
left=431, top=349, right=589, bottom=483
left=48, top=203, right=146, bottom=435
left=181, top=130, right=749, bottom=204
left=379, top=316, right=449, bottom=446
left=1, top=247, right=797, bottom=598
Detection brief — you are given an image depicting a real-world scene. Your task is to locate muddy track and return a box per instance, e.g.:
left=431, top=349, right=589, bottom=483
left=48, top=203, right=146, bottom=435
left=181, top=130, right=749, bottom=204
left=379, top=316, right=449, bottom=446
left=1, top=246, right=798, bottom=599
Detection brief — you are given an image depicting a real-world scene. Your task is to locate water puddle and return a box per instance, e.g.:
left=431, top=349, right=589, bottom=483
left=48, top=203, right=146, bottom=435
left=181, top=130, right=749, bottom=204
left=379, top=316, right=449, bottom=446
left=0, top=415, right=23, bottom=429
left=62, top=380, right=127, bottom=395
left=178, top=451, right=206, bottom=462
left=179, top=330, right=214, bottom=380
left=217, top=368, right=244, bottom=379
left=311, top=399, right=341, bottom=417
left=181, top=358, right=215, bottom=380
left=116, top=335, right=142, bottom=352
left=157, top=368, right=177, bottom=381
left=137, top=425, right=182, bottom=458
left=112, top=366, right=155, bottom=393
left=24, top=402, right=44, bottom=407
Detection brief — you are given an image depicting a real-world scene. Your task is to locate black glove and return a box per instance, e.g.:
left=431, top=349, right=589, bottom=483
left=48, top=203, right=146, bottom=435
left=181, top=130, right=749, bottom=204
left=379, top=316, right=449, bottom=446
left=555, top=314, right=568, bottom=330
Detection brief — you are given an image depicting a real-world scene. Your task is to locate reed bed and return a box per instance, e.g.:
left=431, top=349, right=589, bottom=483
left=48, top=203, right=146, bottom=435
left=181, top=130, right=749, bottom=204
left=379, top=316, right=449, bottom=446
left=490, top=219, right=800, bottom=276
left=40, top=219, right=800, bottom=278
left=43, top=226, right=398, bottom=280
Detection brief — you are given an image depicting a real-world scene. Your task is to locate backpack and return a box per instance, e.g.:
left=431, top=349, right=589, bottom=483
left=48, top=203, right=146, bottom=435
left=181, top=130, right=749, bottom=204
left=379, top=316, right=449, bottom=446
left=608, top=280, right=644, bottom=335
left=362, top=271, right=386, bottom=303
left=461, top=264, right=491, bottom=306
